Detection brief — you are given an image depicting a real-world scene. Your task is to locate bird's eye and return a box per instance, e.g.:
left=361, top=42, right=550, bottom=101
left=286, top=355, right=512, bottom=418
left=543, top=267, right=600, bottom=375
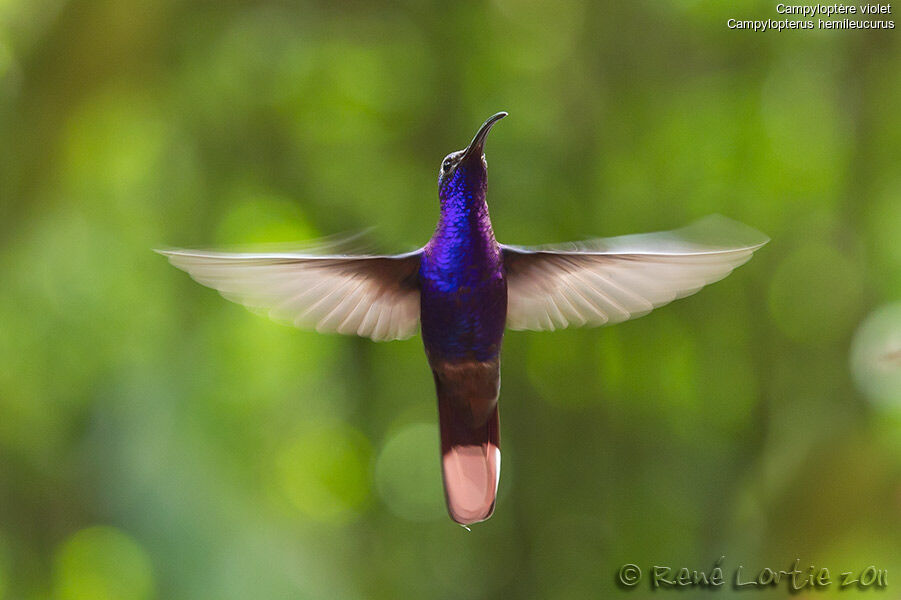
left=442, top=158, right=454, bottom=171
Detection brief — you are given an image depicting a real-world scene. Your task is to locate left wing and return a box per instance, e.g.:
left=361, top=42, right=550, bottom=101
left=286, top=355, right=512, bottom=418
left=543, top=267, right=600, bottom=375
left=502, top=215, right=768, bottom=332
left=157, top=248, right=422, bottom=342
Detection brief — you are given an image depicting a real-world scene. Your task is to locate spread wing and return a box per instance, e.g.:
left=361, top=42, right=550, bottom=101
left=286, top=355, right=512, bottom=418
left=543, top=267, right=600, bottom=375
left=502, top=215, right=768, bottom=332
left=157, top=247, right=422, bottom=342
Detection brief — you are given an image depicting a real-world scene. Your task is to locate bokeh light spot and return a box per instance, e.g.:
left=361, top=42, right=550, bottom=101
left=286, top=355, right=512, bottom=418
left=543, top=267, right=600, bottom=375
left=598, top=314, right=699, bottom=416
left=374, top=423, right=445, bottom=521
left=768, top=244, right=864, bottom=345
left=274, top=422, right=371, bottom=524
left=61, top=90, right=171, bottom=204
left=851, top=303, right=901, bottom=410
left=215, top=189, right=316, bottom=245
left=53, top=526, right=154, bottom=600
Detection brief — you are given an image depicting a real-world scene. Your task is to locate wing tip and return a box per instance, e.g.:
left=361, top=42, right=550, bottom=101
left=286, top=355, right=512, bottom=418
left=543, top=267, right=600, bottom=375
left=684, top=214, right=770, bottom=252
left=502, top=215, right=770, bottom=257
left=153, top=247, right=198, bottom=262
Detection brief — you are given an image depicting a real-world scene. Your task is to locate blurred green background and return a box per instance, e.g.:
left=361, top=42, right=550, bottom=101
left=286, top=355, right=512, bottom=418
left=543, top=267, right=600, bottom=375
left=1, top=0, right=900, bottom=598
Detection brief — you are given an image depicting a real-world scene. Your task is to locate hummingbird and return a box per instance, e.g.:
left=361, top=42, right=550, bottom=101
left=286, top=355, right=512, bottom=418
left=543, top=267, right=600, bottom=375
left=158, top=112, right=767, bottom=526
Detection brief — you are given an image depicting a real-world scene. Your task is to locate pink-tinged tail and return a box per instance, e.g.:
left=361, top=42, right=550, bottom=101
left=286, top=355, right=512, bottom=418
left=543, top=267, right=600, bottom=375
left=432, top=360, right=501, bottom=526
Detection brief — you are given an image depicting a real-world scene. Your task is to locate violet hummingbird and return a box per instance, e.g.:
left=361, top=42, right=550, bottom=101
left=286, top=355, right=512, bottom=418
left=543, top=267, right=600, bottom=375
left=158, top=112, right=767, bottom=526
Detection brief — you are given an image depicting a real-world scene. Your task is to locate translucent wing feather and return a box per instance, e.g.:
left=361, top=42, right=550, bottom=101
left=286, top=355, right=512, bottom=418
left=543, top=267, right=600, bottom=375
left=157, top=247, right=422, bottom=342
left=502, top=215, right=768, bottom=332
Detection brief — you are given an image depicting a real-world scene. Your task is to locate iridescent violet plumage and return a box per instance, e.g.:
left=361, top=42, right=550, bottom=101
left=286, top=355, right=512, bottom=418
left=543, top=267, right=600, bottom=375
left=419, top=113, right=508, bottom=524
left=420, top=155, right=506, bottom=362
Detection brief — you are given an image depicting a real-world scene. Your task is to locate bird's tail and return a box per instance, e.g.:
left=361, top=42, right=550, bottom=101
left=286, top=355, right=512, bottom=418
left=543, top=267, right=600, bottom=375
left=431, top=359, right=501, bottom=526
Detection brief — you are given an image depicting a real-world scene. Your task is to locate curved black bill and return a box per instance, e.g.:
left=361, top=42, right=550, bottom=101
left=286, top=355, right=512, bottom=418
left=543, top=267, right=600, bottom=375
left=462, top=112, right=507, bottom=161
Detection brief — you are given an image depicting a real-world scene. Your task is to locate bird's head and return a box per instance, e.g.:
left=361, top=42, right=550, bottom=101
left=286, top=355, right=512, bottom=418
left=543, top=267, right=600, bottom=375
left=438, top=112, right=507, bottom=202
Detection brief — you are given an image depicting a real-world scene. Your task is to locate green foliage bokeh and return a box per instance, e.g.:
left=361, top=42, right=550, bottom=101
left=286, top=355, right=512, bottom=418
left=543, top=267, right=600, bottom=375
left=0, top=0, right=899, bottom=598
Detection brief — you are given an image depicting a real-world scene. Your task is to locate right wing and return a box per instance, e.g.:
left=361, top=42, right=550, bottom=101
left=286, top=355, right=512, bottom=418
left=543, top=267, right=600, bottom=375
left=502, top=215, right=768, bottom=332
